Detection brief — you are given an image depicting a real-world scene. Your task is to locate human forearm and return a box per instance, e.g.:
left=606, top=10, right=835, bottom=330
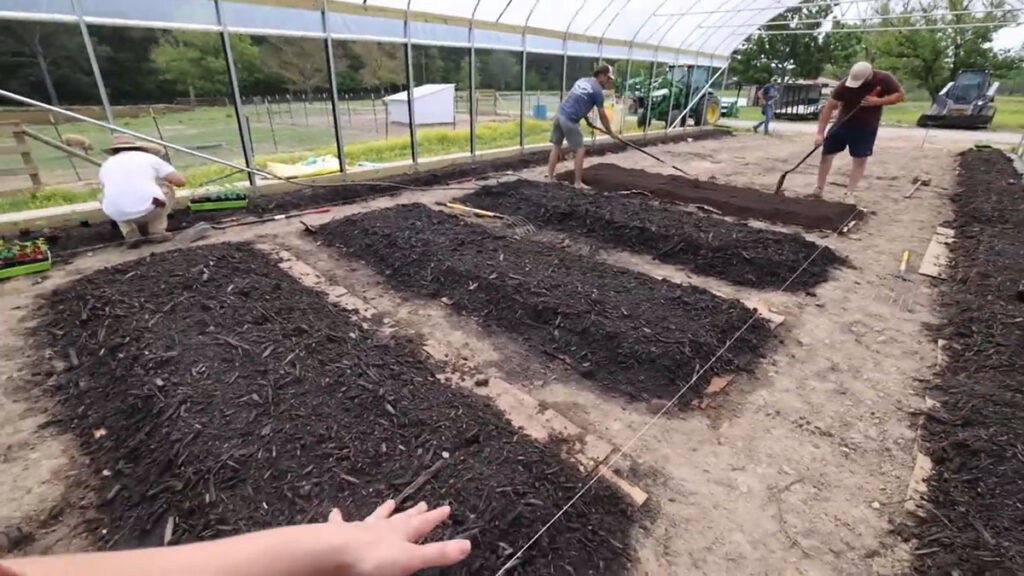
left=816, top=101, right=838, bottom=134
left=880, top=91, right=904, bottom=106
left=598, top=109, right=614, bottom=134
left=3, top=525, right=332, bottom=576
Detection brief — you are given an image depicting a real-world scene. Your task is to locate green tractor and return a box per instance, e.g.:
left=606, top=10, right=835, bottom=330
left=631, top=64, right=722, bottom=129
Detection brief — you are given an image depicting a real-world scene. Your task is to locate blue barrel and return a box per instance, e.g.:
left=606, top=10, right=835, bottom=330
left=532, top=103, right=548, bottom=120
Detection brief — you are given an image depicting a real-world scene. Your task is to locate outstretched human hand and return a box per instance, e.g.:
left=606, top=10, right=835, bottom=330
left=325, top=500, right=471, bottom=576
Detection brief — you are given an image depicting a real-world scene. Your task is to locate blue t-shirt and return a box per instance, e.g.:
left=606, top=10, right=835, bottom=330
left=761, top=83, right=778, bottom=103
left=558, top=77, right=605, bottom=123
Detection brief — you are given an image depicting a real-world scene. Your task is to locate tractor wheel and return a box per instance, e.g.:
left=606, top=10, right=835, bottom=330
left=693, top=96, right=722, bottom=126
left=668, top=109, right=684, bottom=130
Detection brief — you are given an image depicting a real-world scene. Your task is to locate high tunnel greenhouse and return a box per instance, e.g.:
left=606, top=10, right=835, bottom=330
left=0, top=0, right=802, bottom=188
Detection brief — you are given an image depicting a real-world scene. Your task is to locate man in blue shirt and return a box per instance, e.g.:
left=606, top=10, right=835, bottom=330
left=547, top=64, right=617, bottom=188
left=752, top=80, right=778, bottom=135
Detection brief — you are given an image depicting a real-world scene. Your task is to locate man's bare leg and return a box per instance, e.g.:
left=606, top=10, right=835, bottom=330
left=546, top=145, right=561, bottom=180
left=847, top=157, right=868, bottom=198
left=573, top=148, right=586, bottom=188
left=813, top=153, right=836, bottom=198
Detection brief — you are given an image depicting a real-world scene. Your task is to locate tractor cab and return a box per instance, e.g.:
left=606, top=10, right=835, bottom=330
left=629, top=64, right=722, bottom=129
left=917, top=69, right=998, bottom=129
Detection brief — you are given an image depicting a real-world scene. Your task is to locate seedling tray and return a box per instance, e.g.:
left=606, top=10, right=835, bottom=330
left=190, top=191, right=249, bottom=212
left=0, top=250, right=52, bottom=280
left=190, top=199, right=249, bottom=211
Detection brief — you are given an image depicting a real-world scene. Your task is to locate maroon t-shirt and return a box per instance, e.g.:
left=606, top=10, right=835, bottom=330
left=830, top=70, right=902, bottom=129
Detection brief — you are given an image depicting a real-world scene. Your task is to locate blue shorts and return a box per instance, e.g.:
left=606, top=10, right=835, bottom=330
left=822, top=125, right=878, bottom=158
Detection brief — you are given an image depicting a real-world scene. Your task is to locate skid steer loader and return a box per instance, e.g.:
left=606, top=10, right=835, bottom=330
left=916, top=69, right=998, bottom=130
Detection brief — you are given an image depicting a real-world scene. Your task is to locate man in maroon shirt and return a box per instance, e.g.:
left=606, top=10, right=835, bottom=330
left=812, top=62, right=904, bottom=200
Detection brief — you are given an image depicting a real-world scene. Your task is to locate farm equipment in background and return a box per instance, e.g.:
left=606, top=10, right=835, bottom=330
left=773, top=82, right=832, bottom=121
left=916, top=69, right=998, bottom=130
left=631, top=64, right=722, bottom=128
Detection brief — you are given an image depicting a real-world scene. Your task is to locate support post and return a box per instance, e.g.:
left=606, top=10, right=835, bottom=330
left=469, top=0, right=483, bottom=158
left=214, top=0, right=257, bottom=188
left=520, top=0, right=541, bottom=152
left=322, top=0, right=346, bottom=173
left=71, top=0, right=114, bottom=126
left=404, top=3, right=418, bottom=166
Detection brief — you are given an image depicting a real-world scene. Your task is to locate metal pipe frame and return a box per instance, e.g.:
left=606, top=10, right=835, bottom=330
left=469, top=0, right=484, bottom=158
left=641, top=11, right=685, bottom=137
left=0, top=88, right=277, bottom=181
left=757, top=20, right=1015, bottom=34
left=657, top=0, right=871, bottom=17
left=404, top=1, right=419, bottom=166
left=322, top=0, right=346, bottom=173
left=701, top=6, right=1023, bottom=28
left=559, top=3, right=589, bottom=102
left=521, top=0, right=541, bottom=151
left=70, top=0, right=114, bottom=125
left=615, top=2, right=667, bottom=135
left=214, top=0, right=258, bottom=188
left=666, top=0, right=756, bottom=131
left=595, top=1, right=631, bottom=133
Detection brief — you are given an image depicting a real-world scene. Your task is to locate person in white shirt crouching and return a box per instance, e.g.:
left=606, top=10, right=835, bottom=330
left=99, top=134, right=186, bottom=247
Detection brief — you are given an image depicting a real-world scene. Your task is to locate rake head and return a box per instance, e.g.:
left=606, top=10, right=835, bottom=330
left=505, top=215, right=537, bottom=236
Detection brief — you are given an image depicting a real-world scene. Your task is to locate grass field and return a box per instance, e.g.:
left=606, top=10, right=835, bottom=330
left=737, top=95, right=1024, bottom=131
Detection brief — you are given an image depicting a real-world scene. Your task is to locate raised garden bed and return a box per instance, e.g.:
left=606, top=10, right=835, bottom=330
left=37, top=243, right=635, bottom=574
left=907, top=150, right=1024, bottom=572
left=559, top=163, right=861, bottom=231
left=458, top=179, right=845, bottom=291
left=0, top=238, right=51, bottom=280
left=316, top=204, right=774, bottom=403
left=8, top=129, right=729, bottom=256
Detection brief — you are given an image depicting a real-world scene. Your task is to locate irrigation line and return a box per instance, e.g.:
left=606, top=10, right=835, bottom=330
left=494, top=205, right=864, bottom=576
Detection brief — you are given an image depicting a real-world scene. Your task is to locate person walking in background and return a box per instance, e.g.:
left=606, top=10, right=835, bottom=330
left=752, top=79, right=778, bottom=135
left=99, top=134, right=186, bottom=247
left=812, top=61, right=904, bottom=200
left=546, top=64, right=617, bottom=189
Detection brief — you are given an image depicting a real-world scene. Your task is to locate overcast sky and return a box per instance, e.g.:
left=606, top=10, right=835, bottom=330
left=993, top=23, right=1024, bottom=50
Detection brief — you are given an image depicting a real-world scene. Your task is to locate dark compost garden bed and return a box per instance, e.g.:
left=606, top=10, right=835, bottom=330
left=457, top=179, right=845, bottom=291
left=10, top=130, right=728, bottom=256
left=559, top=163, right=861, bottom=231
left=37, top=243, right=635, bottom=575
left=316, top=204, right=773, bottom=403
left=906, top=150, right=1024, bottom=573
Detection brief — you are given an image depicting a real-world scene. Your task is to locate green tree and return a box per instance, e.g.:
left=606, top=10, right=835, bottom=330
left=152, top=31, right=262, bottom=97
left=731, top=1, right=855, bottom=83
left=262, top=37, right=328, bottom=95
left=870, top=0, right=1019, bottom=100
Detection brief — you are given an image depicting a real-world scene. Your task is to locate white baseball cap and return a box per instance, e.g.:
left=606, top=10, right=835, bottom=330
left=846, top=61, right=873, bottom=88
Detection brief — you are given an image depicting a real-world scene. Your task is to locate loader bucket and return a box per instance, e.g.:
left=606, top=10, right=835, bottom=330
left=916, top=113, right=994, bottom=130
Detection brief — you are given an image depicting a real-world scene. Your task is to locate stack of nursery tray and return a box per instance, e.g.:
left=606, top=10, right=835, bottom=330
left=189, top=190, right=249, bottom=211
left=0, top=238, right=52, bottom=280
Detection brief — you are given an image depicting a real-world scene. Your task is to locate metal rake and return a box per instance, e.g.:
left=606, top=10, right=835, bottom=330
left=441, top=202, right=537, bottom=236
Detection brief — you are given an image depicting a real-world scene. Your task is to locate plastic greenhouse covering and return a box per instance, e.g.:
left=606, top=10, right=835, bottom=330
left=0, top=0, right=804, bottom=66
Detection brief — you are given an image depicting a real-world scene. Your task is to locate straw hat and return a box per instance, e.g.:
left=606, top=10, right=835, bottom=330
left=105, top=133, right=146, bottom=154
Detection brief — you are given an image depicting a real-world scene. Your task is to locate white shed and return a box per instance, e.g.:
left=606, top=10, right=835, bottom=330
left=384, top=84, right=456, bottom=125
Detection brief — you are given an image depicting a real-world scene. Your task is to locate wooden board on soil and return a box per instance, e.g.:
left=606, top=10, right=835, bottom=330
left=559, top=163, right=861, bottom=231
left=259, top=244, right=647, bottom=506
left=917, top=226, right=954, bottom=279
left=456, top=179, right=846, bottom=291
left=316, top=203, right=775, bottom=406
left=33, top=243, right=637, bottom=574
